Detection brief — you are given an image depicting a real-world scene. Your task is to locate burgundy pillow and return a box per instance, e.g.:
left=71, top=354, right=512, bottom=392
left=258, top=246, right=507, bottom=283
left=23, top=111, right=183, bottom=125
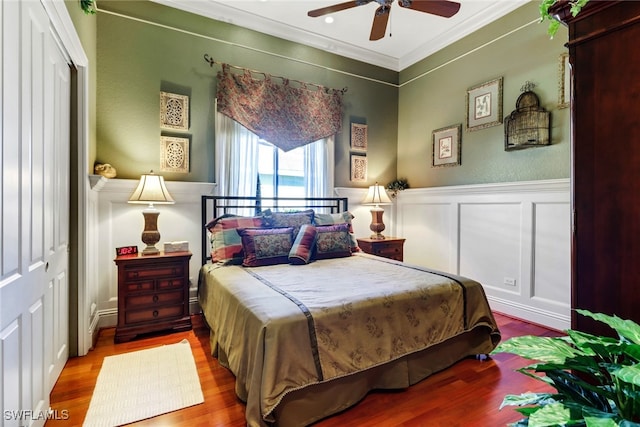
left=237, top=227, right=294, bottom=267
left=314, top=223, right=352, bottom=260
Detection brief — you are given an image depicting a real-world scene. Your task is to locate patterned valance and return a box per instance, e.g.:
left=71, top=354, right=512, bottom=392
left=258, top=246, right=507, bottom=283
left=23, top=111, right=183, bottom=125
left=216, top=64, right=344, bottom=152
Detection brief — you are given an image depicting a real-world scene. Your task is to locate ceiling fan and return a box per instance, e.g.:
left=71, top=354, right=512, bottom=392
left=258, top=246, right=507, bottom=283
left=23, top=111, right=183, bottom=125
left=307, top=0, right=461, bottom=41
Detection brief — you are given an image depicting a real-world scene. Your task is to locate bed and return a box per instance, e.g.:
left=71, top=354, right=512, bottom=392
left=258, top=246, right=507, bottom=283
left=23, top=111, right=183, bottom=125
left=198, top=196, right=500, bottom=426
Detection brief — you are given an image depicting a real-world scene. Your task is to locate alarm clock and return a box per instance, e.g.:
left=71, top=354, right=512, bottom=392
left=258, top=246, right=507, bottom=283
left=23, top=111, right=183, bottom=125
left=116, top=245, right=138, bottom=257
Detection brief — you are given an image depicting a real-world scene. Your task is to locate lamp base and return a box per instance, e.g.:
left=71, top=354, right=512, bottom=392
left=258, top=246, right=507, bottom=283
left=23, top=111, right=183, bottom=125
left=140, top=208, right=161, bottom=256
left=141, top=245, right=160, bottom=256
left=369, top=207, right=386, bottom=240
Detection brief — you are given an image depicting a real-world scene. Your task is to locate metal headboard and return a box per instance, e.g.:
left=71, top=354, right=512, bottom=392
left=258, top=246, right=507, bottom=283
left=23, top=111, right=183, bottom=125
left=201, top=195, right=349, bottom=265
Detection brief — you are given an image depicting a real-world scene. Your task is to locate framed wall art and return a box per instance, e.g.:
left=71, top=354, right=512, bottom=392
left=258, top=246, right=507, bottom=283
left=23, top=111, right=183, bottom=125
left=350, top=153, right=367, bottom=182
left=432, top=123, right=462, bottom=167
left=160, top=91, right=189, bottom=131
left=466, top=77, right=503, bottom=131
left=350, top=123, right=368, bottom=151
left=558, top=53, right=570, bottom=109
left=160, top=136, right=190, bottom=173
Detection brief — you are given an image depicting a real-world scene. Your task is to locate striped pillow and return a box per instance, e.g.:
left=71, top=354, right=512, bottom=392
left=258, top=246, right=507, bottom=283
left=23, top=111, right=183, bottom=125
left=288, top=224, right=317, bottom=265
left=206, top=214, right=262, bottom=264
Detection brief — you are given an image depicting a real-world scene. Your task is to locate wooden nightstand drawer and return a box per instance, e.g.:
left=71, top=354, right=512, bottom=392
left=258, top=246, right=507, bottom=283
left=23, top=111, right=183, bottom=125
left=125, top=304, right=185, bottom=324
left=125, top=280, right=154, bottom=292
left=125, top=290, right=184, bottom=308
left=357, top=237, right=406, bottom=262
left=114, top=251, right=192, bottom=343
left=124, top=263, right=185, bottom=281
left=372, top=245, right=402, bottom=257
left=157, top=277, right=184, bottom=290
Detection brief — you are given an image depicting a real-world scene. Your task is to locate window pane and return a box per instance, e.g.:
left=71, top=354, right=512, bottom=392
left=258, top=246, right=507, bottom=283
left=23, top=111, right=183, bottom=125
left=278, top=146, right=304, bottom=198
left=256, top=140, right=319, bottom=200
left=258, top=142, right=275, bottom=197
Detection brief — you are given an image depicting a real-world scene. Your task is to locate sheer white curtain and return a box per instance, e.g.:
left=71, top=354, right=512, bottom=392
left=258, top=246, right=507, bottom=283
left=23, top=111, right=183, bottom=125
left=216, top=100, right=333, bottom=200
left=215, top=105, right=259, bottom=198
left=304, top=136, right=334, bottom=199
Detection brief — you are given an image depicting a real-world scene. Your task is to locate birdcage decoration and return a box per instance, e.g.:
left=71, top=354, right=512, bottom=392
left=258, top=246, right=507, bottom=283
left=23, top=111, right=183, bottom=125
left=504, top=82, right=550, bottom=151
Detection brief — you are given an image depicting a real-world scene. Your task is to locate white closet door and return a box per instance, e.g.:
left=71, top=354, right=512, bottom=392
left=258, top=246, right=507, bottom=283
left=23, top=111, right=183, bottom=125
left=1, top=0, right=70, bottom=425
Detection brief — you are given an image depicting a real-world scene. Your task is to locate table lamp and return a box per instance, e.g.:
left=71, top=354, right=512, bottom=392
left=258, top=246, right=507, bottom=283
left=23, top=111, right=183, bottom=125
left=362, top=183, right=392, bottom=240
left=128, top=171, right=175, bottom=255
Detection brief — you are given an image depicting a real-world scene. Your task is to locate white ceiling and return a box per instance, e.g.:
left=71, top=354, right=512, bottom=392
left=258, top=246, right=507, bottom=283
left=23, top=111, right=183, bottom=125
left=152, top=0, right=529, bottom=71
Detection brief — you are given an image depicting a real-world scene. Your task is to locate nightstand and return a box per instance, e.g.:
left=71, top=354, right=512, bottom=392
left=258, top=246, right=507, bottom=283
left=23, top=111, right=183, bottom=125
left=114, top=251, right=192, bottom=343
left=357, top=237, right=405, bottom=261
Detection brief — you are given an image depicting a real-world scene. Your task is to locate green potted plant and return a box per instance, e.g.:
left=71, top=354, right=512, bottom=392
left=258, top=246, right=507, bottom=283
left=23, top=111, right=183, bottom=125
left=492, top=309, right=640, bottom=426
left=539, top=0, right=590, bottom=36
left=386, top=178, right=409, bottom=199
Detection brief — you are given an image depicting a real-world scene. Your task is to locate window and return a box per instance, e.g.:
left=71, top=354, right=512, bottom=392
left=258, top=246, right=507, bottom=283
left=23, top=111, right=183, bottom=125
left=258, top=140, right=305, bottom=198
left=215, top=109, right=334, bottom=199
left=257, top=138, right=333, bottom=199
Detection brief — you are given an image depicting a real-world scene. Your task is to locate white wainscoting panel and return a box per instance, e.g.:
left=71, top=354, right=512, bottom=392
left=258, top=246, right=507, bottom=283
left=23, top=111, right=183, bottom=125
left=339, top=179, right=571, bottom=331
left=92, top=178, right=216, bottom=329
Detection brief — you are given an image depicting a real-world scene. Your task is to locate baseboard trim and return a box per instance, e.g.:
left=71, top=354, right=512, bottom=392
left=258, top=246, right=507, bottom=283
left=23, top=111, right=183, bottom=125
left=488, top=296, right=570, bottom=331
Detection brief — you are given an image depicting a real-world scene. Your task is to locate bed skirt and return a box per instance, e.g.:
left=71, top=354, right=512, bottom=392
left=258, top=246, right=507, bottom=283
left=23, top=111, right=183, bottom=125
left=209, top=323, right=495, bottom=426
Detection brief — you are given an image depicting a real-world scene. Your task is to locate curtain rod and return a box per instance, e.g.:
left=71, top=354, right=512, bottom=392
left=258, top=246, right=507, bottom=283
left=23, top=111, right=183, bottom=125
left=204, top=53, right=347, bottom=94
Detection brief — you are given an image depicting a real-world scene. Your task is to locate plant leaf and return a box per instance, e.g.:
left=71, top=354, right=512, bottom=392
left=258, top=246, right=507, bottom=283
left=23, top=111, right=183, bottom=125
left=577, top=310, right=640, bottom=345
left=614, top=365, right=640, bottom=387
left=493, top=335, right=585, bottom=364
left=500, top=393, right=556, bottom=409
left=585, top=417, right=620, bottom=427
left=545, top=370, right=612, bottom=412
left=528, top=402, right=571, bottom=427
left=624, top=344, right=640, bottom=363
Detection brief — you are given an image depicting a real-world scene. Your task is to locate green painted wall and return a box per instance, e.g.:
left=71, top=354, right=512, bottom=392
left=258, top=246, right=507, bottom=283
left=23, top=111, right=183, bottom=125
left=95, top=0, right=398, bottom=187
left=65, top=0, right=98, bottom=173
left=93, top=1, right=569, bottom=190
left=398, top=2, right=570, bottom=188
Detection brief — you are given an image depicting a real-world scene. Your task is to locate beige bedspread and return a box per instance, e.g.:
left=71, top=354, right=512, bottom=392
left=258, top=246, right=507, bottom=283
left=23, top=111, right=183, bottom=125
left=198, top=253, right=499, bottom=426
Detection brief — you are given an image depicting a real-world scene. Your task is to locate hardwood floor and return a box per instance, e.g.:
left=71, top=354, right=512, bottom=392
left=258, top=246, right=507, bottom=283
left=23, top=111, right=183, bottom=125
left=47, top=312, right=561, bottom=426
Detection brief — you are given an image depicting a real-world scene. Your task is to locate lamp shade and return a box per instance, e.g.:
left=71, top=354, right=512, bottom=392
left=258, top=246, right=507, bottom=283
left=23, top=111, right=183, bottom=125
left=362, top=184, right=392, bottom=206
left=128, top=171, right=175, bottom=205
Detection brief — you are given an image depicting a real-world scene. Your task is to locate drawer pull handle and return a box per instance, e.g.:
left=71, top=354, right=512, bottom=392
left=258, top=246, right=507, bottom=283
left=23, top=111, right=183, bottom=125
left=137, top=284, right=143, bottom=290
left=132, top=272, right=139, bottom=279
left=153, top=295, right=159, bottom=303
left=153, top=310, right=159, bottom=318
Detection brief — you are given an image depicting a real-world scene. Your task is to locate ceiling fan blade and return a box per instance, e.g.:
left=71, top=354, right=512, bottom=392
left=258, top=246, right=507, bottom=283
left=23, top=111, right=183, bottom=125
left=398, top=0, right=461, bottom=18
left=308, top=1, right=371, bottom=17
left=369, top=6, right=390, bottom=41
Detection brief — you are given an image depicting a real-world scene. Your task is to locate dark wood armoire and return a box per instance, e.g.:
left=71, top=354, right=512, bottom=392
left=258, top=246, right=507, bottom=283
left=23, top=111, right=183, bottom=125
left=552, top=1, right=640, bottom=336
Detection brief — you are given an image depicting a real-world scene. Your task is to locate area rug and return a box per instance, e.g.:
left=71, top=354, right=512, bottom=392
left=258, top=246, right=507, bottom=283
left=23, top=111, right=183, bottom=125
left=83, top=339, right=204, bottom=427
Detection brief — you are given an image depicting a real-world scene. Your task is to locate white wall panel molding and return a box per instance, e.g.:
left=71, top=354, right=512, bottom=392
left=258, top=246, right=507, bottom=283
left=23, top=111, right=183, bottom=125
left=393, top=178, right=571, bottom=331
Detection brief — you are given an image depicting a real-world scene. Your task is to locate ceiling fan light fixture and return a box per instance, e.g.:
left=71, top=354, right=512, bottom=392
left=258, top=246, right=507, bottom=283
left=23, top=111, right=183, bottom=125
left=307, top=0, right=461, bottom=40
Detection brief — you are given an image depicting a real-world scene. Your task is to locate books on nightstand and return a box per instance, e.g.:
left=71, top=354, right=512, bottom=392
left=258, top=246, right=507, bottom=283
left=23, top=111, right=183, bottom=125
left=163, top=241, right=189, bottom=253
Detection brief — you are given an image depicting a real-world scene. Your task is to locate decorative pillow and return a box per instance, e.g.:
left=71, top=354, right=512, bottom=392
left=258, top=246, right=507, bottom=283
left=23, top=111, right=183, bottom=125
left=314, top=223, right=352, bottom=260
left=261, top=209, right=314, bottom=237
left=206, top=214, right=262, bottom=264
left=288, top=224, right=317, bottom=265
left=237, top=227, right=294, bottom=267
left=314, top=211, right=359, bottom=251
